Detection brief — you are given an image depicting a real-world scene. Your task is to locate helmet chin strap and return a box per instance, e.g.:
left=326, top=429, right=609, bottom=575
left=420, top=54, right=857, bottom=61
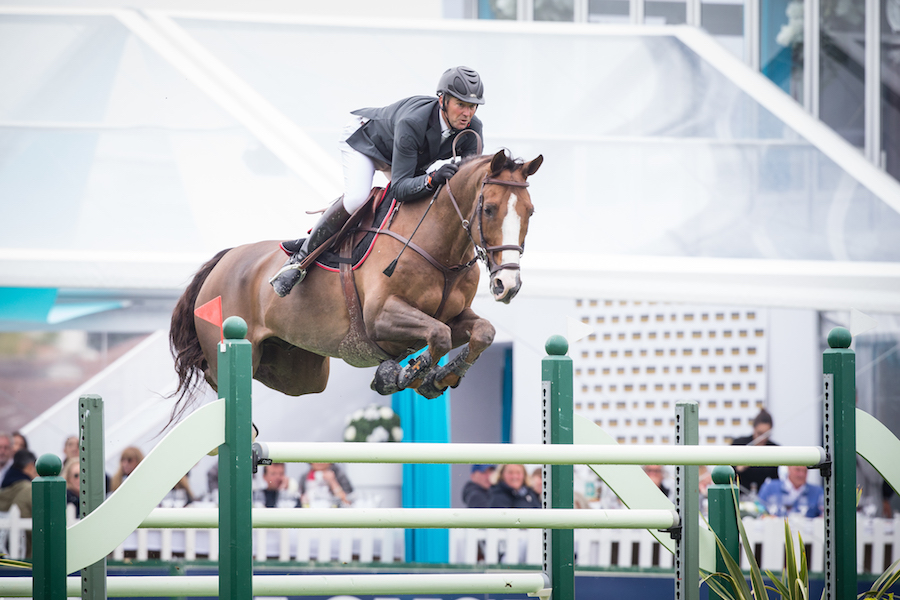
left=439, top=98, right=459, bottom=135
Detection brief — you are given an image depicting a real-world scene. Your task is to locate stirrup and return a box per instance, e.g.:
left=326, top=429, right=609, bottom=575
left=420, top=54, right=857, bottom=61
left=269, top=261, right=308, bottom=297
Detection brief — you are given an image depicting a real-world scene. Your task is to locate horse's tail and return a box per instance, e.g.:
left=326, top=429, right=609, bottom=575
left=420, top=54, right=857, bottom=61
left=168, top=248, right=232, bottom=424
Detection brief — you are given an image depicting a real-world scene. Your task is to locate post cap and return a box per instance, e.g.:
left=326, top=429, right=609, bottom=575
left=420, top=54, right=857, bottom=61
left=827, top=326, right=852, bottom=349
left=36, top=454, right=62, bottom=477
left=223, top=316, right=248, bottom=340
left=711, top=465, right=735, bottom=485
left=545, top=335, right=568, bottom=356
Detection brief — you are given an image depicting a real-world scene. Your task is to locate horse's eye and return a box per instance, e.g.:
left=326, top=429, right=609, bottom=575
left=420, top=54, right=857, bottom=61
left=484, top=205, right=496, bottom=218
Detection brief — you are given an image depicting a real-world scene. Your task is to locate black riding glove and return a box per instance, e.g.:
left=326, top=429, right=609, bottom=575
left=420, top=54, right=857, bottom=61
left=427, top=163, right=459, bottom=189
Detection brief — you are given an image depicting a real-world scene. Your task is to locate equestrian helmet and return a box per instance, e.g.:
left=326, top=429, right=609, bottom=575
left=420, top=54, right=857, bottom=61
left=437, top=66, right=485, bottom=105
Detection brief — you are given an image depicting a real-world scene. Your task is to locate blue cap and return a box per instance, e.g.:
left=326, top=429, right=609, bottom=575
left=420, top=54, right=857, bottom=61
left=471, top=464, right=495, bottom=473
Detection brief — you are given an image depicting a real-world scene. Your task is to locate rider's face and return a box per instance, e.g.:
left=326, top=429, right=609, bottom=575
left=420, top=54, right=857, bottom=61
left=443, top=96, right=477, bottom=130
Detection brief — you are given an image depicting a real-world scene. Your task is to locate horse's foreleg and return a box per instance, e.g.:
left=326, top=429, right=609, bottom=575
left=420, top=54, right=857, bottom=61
left=417, top=308, right=495, bottom=399
left=369, top=296, right=453, bottom=395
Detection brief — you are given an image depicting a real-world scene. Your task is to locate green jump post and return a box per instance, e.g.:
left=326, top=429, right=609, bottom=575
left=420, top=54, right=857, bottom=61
left=707, top=465, right=739, bottom=600
left=542, top=335, right=574, bottom=600
left=822, top=326, right=855, bottom=600
left=32, top=454, right=66, bottom=600
left=218, top=316, right=253, bottom=600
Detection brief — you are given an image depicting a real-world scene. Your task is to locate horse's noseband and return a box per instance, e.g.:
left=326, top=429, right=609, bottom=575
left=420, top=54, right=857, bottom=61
left=447, top=174, right=530, bottom=278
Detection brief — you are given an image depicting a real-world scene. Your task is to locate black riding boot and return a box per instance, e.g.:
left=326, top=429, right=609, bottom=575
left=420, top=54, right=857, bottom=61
left=269, top=200, right=352, bottom=297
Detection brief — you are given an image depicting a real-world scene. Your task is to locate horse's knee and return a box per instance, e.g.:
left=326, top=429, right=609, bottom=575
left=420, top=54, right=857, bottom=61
left=468, top=321, right=495, bottom=357
left=427, top=325, right=453, bottom=361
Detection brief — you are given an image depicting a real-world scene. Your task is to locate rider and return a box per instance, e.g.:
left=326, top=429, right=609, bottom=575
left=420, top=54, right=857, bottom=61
left=269, top=66, right=485, bottom=297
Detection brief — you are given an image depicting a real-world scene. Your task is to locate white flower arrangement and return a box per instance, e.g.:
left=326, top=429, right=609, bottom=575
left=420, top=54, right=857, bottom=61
left=343, top=404, right=403, bottom=443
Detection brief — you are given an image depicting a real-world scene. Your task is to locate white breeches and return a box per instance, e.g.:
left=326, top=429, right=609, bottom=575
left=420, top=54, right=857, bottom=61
left=338, top=116, right=391, bottom=213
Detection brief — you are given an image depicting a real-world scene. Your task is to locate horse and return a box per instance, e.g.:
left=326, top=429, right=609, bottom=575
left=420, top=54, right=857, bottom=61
left=168, top=149, right=542, bottom=417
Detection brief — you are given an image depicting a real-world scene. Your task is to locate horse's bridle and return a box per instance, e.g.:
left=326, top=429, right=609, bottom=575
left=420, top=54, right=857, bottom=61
left=446, top=173, right=530, bottom=278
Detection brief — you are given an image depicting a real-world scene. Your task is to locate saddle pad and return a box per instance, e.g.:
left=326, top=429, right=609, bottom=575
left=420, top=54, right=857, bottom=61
left=315, top=188, right=395, bottom=271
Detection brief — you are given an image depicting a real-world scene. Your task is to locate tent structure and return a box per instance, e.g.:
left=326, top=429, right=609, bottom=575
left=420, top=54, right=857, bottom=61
left=2, top=8, right=899, bottom=333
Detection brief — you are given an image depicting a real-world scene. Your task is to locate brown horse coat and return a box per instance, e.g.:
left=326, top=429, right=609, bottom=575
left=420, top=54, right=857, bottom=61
left=169, top=151, right=542, bottom=413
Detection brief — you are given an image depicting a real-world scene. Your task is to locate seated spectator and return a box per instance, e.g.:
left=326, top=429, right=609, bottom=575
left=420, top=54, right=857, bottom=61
left=11, top=431, right=27, bottom=454
left=110, top=446, right=144, bottom=492
left=0, top=432, right=13, bottom=486
left=530, top=467, right=543, bottom=495
left=758, top=466, right=824, bottom=518
left=299, top=463, right=353, bottom=507
left=63, top=435, right=79, bottom=462
left=462, top=464, right=495, bottom=508
left=0, top=450, right=37, bottom=557
left=254, top=463, right=300, bottom=508
left=63, top=458, right=81, bottom=518
left=162, top=474, right=197, bottom=507
left=643, top=465, right=671, bottom=499
left=490, top=464, right=541, bottom=509
left=731, top=409, right=779, bottom=494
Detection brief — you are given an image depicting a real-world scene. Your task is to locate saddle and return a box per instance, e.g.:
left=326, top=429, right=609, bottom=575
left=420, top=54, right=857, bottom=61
left=280, top=185, right=395, bottom=272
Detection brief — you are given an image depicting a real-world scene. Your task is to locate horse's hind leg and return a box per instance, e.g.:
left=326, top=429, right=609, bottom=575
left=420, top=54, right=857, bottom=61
left=417, top=308, right=495, bottom=399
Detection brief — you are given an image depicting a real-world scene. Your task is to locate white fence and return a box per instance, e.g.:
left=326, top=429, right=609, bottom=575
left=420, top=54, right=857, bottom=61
left=3, top=508, right=898, bottom=574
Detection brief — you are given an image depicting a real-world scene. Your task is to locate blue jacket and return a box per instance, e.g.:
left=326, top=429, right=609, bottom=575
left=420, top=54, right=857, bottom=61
left=758, top=478, right=824, bottom=518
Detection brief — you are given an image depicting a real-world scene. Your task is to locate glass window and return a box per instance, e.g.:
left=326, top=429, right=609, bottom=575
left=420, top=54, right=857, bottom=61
left=589, top=0, right=631, bottom=23
left=820, top=0, right=867, bottom=148
left=882, top=0, right=900, bottom=180
left=478, top=0, right=517, bottom=19
left=536, top=0, right=575, bottom=21
left=646, top=0, right=687, bottom=25
left=761, top=0, right=803, bottom=102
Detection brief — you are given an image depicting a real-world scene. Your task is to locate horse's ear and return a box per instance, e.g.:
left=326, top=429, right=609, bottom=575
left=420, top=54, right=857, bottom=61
left=524, top=155, right=543, bottom=177
left=489, top=150, right=507, bottom=175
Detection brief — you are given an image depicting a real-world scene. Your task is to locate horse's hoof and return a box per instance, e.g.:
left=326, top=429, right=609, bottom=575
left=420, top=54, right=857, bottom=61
left=371, top=360, right=402, bottom=395
left=416, top=371, right=447, bottom=399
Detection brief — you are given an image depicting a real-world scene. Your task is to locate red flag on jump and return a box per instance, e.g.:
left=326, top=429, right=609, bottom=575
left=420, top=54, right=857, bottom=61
left=194, top=296, right=223, bottom=343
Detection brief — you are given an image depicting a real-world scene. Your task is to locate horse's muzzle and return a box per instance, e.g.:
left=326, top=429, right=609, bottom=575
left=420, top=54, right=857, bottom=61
left=492, top=271, right=521, bottom=304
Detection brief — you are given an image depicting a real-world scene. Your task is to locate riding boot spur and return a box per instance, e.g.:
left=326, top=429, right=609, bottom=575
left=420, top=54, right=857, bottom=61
left=269, top=199, right=352, bottom=297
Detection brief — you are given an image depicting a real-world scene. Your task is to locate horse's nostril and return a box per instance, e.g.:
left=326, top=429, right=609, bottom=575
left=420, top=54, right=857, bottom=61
left=492, top=279, right=504, bottom=295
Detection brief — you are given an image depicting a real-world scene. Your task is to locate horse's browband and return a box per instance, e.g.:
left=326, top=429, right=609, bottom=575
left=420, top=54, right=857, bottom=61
left=483, top=177, right=529, bottom=188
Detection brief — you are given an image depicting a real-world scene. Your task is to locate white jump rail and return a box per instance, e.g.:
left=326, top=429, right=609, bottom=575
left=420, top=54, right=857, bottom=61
left=256, top=440, right=827, bottom=466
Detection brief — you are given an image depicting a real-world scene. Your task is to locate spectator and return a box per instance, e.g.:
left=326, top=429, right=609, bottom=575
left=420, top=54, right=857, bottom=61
left=110, top=446, right=144, bottom=492
left=0, top=450, right=37, bottom=557
left=462, top=464, right=495, bottom=508
left=643, top=465, right=671, bottom=499
left=63, top=458, right=81, bottom=518
left=299, top=463, right=353, bottom=507
left=161, top=474, right=197, bottom=508
left=758, top=466, right=824, bottom=518
left=0, top=432, right=12, bottom=485
left=731, top=409, right=779, bottom=493
left=11, top=431, right=27, bottom=453
left=530, top=467, right=543, bottom=496
left=489, top=464, right=541, bottom=509
left=63, top=436, right=79, bottom=462
left=254, top=463, right=300, bottom=508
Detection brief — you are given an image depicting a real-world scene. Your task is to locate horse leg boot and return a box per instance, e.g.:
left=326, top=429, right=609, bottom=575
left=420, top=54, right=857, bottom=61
left=269, top=200, right=351, bottom=297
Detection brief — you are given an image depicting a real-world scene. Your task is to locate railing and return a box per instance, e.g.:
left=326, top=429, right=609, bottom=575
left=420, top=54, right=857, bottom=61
left=5, top=507, right=898, bottom=573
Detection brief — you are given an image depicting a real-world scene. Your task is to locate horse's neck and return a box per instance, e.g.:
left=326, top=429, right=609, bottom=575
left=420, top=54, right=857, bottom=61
left=431, top=168, right=482, bottom=264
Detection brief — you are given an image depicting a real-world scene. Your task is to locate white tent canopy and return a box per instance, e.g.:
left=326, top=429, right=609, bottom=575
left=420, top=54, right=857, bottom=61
left=1, top=8, right=899, bottom=330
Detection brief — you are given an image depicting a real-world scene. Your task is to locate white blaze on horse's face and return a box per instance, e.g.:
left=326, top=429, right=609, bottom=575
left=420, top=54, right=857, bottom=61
left=492, top=193, right=522, bottom=302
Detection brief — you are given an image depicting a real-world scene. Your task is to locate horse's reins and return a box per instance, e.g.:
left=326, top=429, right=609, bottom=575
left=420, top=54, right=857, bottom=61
left=381, top=129, right=483, bottom=278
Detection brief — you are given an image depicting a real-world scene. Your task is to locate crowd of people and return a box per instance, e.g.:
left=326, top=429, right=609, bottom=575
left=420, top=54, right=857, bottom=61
left=459, top=409, right=897, bottom=520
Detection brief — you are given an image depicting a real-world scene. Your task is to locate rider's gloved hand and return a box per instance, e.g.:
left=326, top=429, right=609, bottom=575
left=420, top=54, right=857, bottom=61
left=427, top=163, right=459, bottom=189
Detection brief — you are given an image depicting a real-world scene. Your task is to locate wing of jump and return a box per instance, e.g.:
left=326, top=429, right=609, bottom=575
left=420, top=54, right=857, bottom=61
left=573, top=414, right=717, bottom=573
left=65, top=400, right=225, bottom=574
